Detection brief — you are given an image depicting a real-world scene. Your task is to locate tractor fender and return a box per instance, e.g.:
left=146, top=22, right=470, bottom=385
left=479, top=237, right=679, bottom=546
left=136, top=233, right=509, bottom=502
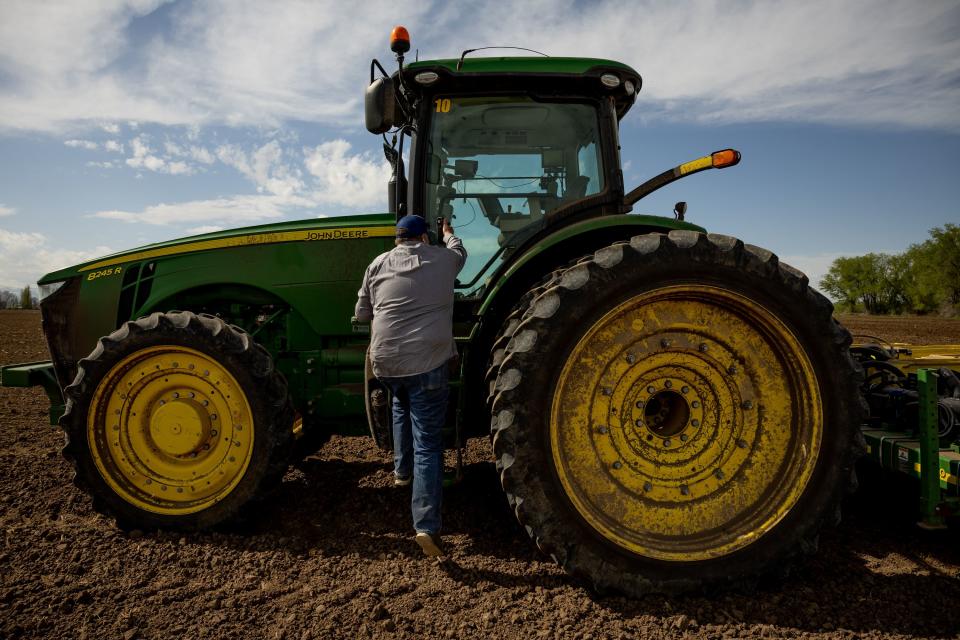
left=477, top=214, right=705, bottom=319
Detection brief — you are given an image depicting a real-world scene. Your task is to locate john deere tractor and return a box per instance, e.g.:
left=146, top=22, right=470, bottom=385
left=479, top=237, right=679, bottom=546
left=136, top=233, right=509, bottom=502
left=1, top=28, right=865, bottom=595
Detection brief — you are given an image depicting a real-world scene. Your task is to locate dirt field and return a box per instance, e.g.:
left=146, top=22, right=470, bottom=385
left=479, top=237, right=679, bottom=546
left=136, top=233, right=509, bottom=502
left=2, top=309, right=959, bottom=639
left=838, top=314, right=960, bottom=345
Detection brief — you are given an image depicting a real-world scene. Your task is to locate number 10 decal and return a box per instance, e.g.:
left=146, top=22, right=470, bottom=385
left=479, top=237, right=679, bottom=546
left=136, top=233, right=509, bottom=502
left=434, top=98, right=451, bottom=113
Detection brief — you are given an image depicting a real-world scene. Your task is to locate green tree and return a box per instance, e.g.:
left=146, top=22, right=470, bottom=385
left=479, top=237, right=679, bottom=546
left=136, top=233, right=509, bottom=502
left=0, top=290, right=17, bottom=309
left=904, top=223, right=960, bottom=314
left=19, top=286, right=33, bottom=310
left=820, top=253, right=907, bottom=314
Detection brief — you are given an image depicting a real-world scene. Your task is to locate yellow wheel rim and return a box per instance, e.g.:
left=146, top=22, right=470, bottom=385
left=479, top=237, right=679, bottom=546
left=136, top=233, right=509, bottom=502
left=551, top=285, right=822, bottom=561
left=87, top=345, right=255, bottom=515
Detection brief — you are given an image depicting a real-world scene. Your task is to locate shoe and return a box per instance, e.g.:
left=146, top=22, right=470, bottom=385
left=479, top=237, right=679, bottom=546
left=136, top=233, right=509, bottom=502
left=415, top=532, right=443, bottom=557
left=393, top=474, right=412, bottom=487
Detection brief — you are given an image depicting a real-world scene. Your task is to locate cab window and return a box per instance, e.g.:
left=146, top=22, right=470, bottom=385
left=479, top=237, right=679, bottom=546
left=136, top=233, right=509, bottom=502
left=424, top=96, right=604, bottom=293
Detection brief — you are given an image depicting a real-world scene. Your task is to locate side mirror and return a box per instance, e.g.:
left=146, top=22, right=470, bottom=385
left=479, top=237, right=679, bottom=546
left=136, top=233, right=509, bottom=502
left=365, top=76, right=396, bottom=134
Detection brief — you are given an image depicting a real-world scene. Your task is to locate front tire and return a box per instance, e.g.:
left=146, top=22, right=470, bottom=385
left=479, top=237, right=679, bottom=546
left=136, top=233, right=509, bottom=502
left=61, top=311, right=294, bottom=530
left=489, top=231, right=861, bottom=594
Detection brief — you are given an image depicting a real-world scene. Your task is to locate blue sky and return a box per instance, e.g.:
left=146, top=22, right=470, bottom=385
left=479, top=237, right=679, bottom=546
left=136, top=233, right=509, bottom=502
left=0, top=0, right=958, bottom=293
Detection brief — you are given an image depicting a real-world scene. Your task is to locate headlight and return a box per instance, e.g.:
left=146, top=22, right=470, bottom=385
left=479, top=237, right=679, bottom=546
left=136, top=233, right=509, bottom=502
left=414, top=71, right=439, bottom=85
left=600, top=73, right=620, bottom=88
left=38, top=281, right=66, bottom=301
left=624, top=80, right=636, bottom=95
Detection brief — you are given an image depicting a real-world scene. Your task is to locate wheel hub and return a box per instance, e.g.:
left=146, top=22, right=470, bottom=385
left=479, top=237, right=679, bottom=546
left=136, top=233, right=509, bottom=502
left=149, top=397, right=210, bottom=456
left=550, top=285, right=822, bottom=561
left=87, top=345, right=255, bottom=515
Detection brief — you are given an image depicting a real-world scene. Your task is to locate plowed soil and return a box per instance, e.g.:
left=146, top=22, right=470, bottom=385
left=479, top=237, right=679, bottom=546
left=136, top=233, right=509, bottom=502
left=2, top=309, right=959, bottom=639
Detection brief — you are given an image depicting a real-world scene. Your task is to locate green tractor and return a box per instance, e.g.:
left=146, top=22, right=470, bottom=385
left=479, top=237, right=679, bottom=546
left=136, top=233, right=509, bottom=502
left=1, top=28, right=863, bottom=595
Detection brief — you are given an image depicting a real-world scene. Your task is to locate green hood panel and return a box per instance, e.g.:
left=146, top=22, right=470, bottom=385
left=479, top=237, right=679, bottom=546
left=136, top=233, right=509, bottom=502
left=39, top=213, right=397, bottom=284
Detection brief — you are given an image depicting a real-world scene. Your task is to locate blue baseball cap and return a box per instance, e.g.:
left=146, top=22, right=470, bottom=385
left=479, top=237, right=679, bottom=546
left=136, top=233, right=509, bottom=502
left=396, top=215, right=428, bottom=238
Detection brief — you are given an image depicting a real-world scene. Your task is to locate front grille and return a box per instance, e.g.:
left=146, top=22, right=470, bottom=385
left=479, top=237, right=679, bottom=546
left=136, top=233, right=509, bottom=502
left=40, top=277, right=81, bottom=388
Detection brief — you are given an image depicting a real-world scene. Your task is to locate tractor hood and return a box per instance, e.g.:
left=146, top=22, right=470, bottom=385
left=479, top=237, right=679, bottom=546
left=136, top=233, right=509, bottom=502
left=38, top=212, right=397, bottom=285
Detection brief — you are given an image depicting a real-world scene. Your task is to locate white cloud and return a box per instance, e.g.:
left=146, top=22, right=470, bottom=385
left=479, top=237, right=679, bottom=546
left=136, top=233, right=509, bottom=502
left=125, top=135, right=195, bottom=175
left=0, top=228, right=112, bottom=289
left=216, top=141, right=303, bottom=196
left=100, top=122, right=120, bottom=134
left=189, top=146, right=214, bottom=164
left=86, top=160, right=116, bottom=168
left=93, top=194, right=293, bottom=226
left=64, top=139, right=99, bottom=150
left=0, top=1, right=957, bottom=133
left=104, top=139, right=124, bottom=153
left=304, top=140, right=390, bottom=208
left=0, top=204, right=15, bottom=217
left=90, top=136, right=387, bottom=226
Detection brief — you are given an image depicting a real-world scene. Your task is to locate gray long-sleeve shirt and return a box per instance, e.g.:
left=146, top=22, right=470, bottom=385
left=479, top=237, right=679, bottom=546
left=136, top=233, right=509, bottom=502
left=355, top=234, right=467, bottom=378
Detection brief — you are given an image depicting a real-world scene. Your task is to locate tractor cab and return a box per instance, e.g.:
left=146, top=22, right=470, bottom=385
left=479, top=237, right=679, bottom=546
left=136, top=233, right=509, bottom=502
left=366, top=28, right=641, bottom=295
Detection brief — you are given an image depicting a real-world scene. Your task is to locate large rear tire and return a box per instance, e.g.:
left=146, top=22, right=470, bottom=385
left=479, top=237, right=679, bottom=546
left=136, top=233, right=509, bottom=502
left=61, top=311, right=294, bottom=530
left=489, top=231, right=861, bottom=594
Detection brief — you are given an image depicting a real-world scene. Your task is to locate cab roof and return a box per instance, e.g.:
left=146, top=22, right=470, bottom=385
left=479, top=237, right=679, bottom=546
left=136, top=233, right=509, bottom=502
left=402, top=56, right=642, bottom=119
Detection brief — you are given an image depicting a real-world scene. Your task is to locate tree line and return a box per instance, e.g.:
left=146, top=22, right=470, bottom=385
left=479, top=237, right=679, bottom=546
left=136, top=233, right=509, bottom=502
left=820, top=223, right=959, bottom=315
left=0, top=286, right=38, bottom=310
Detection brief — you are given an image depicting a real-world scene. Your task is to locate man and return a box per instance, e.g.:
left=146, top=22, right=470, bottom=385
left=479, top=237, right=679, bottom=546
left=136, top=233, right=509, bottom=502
left=355, top=214, right=467, bottom=557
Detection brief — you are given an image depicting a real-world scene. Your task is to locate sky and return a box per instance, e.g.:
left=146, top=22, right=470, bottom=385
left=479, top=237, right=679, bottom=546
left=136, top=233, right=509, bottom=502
left=0, top=0, right=958, bottom=294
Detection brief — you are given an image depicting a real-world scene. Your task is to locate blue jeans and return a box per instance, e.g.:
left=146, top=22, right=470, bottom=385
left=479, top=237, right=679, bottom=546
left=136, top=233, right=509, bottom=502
left=379, top=363, right=448, bottom=535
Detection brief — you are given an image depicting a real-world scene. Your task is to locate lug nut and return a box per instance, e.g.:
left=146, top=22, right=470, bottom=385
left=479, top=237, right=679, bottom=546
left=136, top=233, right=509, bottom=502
left=647, top=386, right=656, bottom=394
left=598, top=426, right=608, bottom=434
left=643, top=482, right=652, bottom=492
left=742, top=400, right=753, bottom=409
left=680, top=485, right=690, bottom=496
left=715, top=469, right=725, bottom=479
left=625, top=353, right=635, bottom=364
left=681, top=386, right=690, bottom=394
left=635, top=419, right=643, bottom=427
left=728, top=364, right=738, bottom=375
left=691, top=401, right=700, bottom=409
left=635, top=400, right=644, bottom=408
left=602, top=387, right=613, bottom=396
left=680, top=434, right=688, bottom=442
left=698, top=343, right=708, bottom=352
left=612, top=461, right=622, bottom=469
left=691, top=419, right=700, bottom=427
left=664, top=438, right=672, bottom=447
left=660, top=339, right=671, bottom=348
left=664, top=380, right=673, bottom=389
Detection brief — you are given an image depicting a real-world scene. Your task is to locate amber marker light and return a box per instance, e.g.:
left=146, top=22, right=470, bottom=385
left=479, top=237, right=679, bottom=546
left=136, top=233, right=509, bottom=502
left=711, top=149, right=741, bottom=168
left=390, top=25, right=411, bottom=54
